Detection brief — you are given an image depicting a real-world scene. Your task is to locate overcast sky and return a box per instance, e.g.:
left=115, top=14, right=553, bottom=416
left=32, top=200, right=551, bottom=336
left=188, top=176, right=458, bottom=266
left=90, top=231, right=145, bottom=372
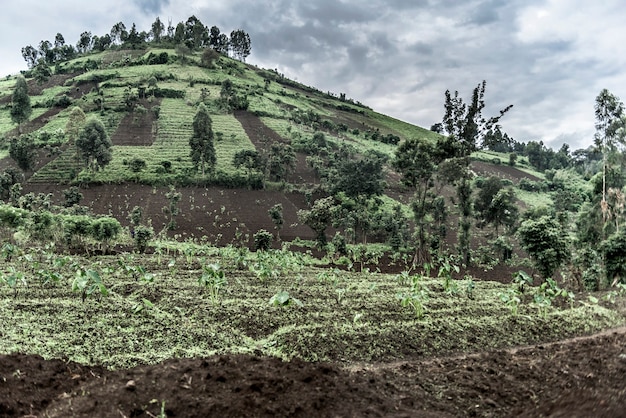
left=1, top=0, right=624, bottom=150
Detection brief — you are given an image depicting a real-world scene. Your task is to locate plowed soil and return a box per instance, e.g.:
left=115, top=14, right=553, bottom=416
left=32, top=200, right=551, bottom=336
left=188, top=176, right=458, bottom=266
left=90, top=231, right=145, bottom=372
left=1, top=328, right=624, bottom=417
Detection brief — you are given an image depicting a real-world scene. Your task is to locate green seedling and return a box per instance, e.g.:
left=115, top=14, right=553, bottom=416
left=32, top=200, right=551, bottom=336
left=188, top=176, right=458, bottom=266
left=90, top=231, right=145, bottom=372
left=72, top=268, right=108, bottom=302
left=499, top=288, right=521, bottom=316
left=1, top=267, right=27, bottom=296
left=132, top=298, right=154, bottom=314
left=269, top=290, right=303, bottom=307
left=512, top=270, right=533, bottom=293
left=437, top=257, right=460, bottom=293
left=198, top=263, right=227, bottom=305
left=397, top=273, right=429, bottom=319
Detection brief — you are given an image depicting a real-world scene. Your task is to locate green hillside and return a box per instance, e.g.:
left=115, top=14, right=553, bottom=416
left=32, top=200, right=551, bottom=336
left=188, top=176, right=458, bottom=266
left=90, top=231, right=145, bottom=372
left=0, top=47, right=439, bottom=187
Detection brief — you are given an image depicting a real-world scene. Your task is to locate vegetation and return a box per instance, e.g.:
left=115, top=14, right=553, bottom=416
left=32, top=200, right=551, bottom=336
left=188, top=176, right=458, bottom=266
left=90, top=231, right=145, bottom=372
left=0, top=17, right=625, bottom=385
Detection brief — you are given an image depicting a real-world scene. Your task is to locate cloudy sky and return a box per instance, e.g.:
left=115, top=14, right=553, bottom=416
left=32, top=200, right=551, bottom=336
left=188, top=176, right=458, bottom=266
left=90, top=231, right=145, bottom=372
left=1, top=0, right=624, bottom=150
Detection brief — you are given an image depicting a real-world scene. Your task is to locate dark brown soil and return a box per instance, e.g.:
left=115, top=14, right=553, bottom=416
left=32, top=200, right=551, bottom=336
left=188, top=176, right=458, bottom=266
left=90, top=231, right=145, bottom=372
left=471, top=160, right=541, bottom=184
left=1, top=328, right=624, bottom=417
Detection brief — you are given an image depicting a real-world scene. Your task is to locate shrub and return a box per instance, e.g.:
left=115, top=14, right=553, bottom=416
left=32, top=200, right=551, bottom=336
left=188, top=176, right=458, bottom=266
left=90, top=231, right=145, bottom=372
left=134, top=225, right=153, bottom=253
left=254, top=229, right=273, bottom=251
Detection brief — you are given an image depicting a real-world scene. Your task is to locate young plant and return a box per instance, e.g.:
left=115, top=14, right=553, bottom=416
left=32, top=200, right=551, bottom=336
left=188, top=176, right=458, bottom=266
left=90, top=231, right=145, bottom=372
left=532, top=293, right=552, bottom=319
left=397, top=273, right=429, bottom=319
left=72, top=268, right=108, bottom=302
left=131, top=298, right=155, bottom=315
left=512, top=270, right=533, bottom=293
left=198, top=263, right=227, bottom=305
left=1, top=266, right=27, bottom=296
left=437, top=256, right=460, bottom=293
left=499, top=288, right=521, bottom=316
left=269, top=290, right=303, bottom=307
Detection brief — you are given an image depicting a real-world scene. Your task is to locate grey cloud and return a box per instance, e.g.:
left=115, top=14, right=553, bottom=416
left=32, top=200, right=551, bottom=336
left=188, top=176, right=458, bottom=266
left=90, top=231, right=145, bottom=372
left=134, top=0, right=170, bottom=14
left=1, top=0, right=624, bottom=149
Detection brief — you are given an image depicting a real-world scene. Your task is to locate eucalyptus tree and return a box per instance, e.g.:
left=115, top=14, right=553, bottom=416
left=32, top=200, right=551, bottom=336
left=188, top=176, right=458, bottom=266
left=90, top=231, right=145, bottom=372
left=594, top=89, right=626, bottom=217
left=189, top=103, right=216, bottom=176
left=439, top=80, right=513, bottom=265
left=10, top=75, right=32, bottom=134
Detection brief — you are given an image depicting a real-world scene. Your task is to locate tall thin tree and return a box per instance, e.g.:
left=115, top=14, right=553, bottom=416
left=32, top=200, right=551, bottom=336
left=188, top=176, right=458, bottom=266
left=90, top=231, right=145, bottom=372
left=189, top=103, right=216, bottom=175
left=10, top=75, right=32, bottom=134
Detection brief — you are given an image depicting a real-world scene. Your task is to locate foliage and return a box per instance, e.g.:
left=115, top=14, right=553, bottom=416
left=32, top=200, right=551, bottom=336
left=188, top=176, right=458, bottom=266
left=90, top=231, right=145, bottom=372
left=253, top=229, right=273, bottom=251
left=76, top=117, right=112, bottom=171
left=134, top=225, right=154, bottom=253
left=72, top=268, right=108, bottom=302
left=162, top=186, right=181, bottom=231
left=189, top=103, right=216, bottom=175
left=441, top=80, right=513, bottom=156
left=10, top=76, right=32, bottom=133
left=396, top=273, right=429, bottom=319
left=268, top=204, right=284, bottom=239
left=9, top=135, right=37, bottom=173
left=298, top=196, right=335, bottom=248
left=269, top=290, right=303, bottom=307
left=267, top=142, right=296, bottom=182
left=198, top=263, right=227, bottom=305
left=600, top=229, right=626, bottom=285
left=62, top=186, right=83, bottom=207
left=517, top=215, right=570, bottom=279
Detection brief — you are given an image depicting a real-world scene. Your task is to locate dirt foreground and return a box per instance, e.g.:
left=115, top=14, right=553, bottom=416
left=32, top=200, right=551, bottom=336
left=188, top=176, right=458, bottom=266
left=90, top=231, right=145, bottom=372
left=1, top=327, right=625, bottom=417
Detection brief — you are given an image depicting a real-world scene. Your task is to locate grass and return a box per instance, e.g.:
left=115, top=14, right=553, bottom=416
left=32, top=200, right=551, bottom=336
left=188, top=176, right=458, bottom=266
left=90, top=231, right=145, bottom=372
left=0, top=243, right=623, bottom=369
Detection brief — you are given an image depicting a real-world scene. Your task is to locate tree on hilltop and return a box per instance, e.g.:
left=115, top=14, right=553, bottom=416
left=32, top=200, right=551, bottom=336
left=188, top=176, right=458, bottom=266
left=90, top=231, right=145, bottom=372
left=230, top=29, right=251, bottom=61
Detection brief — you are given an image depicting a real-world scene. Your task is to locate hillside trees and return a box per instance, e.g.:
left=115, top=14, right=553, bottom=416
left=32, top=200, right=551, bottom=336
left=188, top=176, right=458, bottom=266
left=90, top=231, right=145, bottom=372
left=110, top=22, right=127, bottom=45
left=230, top=29, right=251, bottom=61
left=21, top=45, right=39, bottom=69
left=9, top=135, right=37, bottom=175
left=76, top=117, right=112, bottom=171
left=298, top=196, right=334, bottom=248
left=475, top=176, right=518, bottom=232
left=393, top=138, right=442, bottom=263
left=209, top=26, right=229, bottom=54
left=189, top=103, right=216, bottom=176
left=327, top=152, right=386, bottom=244
left=594, top=89, right=626, bottom=213
left=267, top=143, right=296, bottom=182
left=76, top=31, right=93, bottom=53
left=518, top=215, right=570, bottom=280
left=439, top=81, right=513, bottom=265
left=442, top=80, right=513, bottom=156
left=150, top=17, right=165, bottom=43
left=10, top=76, right=32, bottom=134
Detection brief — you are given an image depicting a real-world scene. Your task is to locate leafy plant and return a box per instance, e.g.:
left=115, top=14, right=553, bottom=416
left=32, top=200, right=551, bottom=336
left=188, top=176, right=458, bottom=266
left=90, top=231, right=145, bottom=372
left=437, top=256, right=460, bottom=293
left=512, top=270, right=534, bottom=293
left=1, top=242, right=19, bottom=261
left=72, top=268, right=108, bottom=302
left=131, top=298, right=154, bottom=314
left=499, top=288, right=521, bottom=316
left=269, top=290, right=303, bottom=307
left=198, top=263, right=227, bottom=305
left=1, top=267, right=27, bottom=296
left=397, top=273, right=429, bottom=319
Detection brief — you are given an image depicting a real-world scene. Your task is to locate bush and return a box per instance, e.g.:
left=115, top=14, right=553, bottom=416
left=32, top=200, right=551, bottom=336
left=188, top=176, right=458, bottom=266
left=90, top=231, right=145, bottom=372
left=55, top=94, right=72, bottom=107
left=134, top=225, right=153, bottom=253
left=254, top=229, right=273, bottom=251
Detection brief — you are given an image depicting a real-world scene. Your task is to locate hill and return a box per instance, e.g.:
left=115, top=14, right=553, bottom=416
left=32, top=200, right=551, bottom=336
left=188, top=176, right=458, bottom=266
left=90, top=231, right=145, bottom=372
left=0, top=43, right=562, bottom=276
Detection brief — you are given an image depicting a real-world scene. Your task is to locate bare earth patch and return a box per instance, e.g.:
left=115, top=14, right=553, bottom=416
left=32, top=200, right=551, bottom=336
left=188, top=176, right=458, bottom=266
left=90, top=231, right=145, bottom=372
left=1, top=328, right=624, bottom=417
